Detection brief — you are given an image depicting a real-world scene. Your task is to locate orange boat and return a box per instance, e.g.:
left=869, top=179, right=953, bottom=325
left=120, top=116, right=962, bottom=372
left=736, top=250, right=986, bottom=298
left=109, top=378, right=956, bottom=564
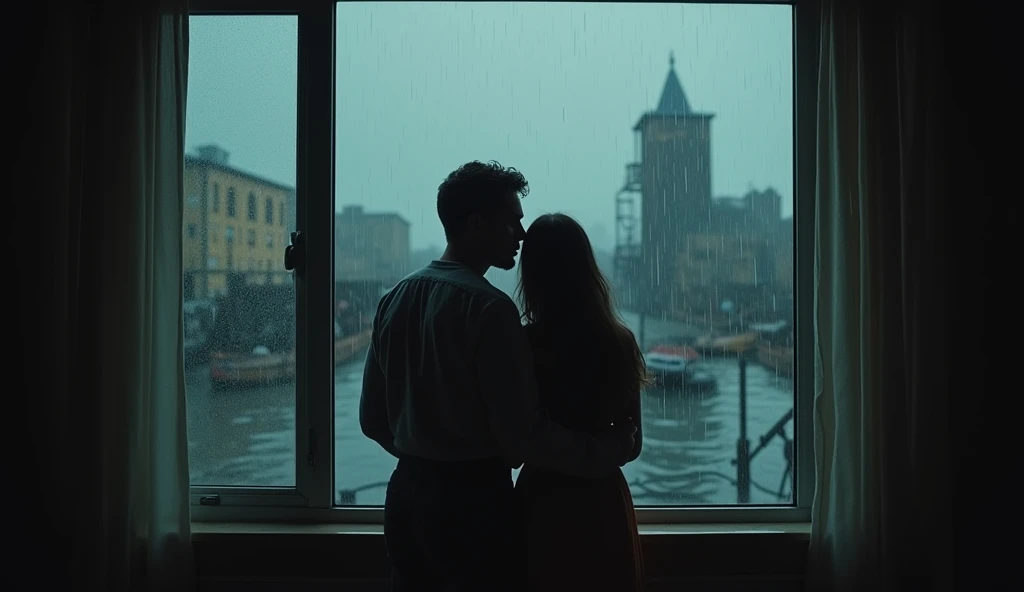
left=694, top=331, right=759, bottom=356
left=749, top=321, right=794, bottom=377
left=209, top=283, right=374, bottom=389
left=756, top=341, right=794, bottom=377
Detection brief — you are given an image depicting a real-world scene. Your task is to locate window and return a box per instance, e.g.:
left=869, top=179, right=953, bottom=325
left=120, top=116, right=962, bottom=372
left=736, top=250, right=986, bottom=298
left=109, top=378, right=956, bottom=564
left=188, top=1, right=814, bottom=524
left=332, top=1, right=800, bottom=512
left=188, top=223, right=197, bottom=238
left=184, top=12, right=298, bottom=490
left=212, top=183, right=221, bottom=213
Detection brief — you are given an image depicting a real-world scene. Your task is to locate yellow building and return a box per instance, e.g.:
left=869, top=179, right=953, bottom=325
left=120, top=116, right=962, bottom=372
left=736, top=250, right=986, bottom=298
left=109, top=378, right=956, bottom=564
left=183, top=145, right=294, bottom=301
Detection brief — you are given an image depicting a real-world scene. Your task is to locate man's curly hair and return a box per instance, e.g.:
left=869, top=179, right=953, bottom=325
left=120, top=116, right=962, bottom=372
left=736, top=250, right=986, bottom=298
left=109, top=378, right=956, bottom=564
left=436, top=161, right=529, bottom=240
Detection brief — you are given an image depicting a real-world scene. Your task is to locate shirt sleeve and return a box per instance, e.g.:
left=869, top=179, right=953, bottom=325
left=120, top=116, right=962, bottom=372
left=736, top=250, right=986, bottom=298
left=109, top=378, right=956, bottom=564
left=358, top=328, right=399, bottom=458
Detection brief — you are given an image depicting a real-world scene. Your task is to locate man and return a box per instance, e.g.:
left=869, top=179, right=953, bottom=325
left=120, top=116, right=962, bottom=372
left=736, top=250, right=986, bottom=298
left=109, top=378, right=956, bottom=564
left=359, top=161, right=636, bottom=591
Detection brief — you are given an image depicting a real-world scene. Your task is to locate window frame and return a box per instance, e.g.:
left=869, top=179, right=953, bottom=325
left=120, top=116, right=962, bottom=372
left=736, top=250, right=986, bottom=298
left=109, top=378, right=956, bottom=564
left=188, top=0, right=819, bottom=526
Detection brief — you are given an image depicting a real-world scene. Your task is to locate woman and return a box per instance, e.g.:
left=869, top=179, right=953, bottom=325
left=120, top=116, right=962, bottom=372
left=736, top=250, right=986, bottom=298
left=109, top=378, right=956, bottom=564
left=514, top=213, right=647, bottom=591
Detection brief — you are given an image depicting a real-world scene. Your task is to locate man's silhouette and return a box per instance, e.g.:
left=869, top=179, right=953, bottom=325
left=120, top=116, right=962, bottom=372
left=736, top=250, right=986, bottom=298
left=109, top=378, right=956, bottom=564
left=360, top=161, right=636, bottom=591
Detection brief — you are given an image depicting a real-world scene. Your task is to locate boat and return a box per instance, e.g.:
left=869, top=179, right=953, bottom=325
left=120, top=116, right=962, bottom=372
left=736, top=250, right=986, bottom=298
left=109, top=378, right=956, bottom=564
left=208, top=283, right=374, bottom=389
left=756, top=341, right=794, bottom=377
left=750, top=320, right=794, bottom=378
left=644, top=342, right=716, bottom=392
left=693, top=331, right=759, bottom=357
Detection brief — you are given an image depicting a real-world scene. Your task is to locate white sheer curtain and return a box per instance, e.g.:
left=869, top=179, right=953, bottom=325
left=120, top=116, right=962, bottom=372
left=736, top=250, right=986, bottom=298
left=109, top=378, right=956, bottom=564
left=808, top=0, right=951, bottom=590
left=15, top=1, right=193, bottom=590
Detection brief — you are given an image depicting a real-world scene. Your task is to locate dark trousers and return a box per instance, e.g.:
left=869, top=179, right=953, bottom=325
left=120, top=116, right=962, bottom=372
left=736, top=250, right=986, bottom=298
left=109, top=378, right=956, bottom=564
left=384, top=455, right=523, bottom=591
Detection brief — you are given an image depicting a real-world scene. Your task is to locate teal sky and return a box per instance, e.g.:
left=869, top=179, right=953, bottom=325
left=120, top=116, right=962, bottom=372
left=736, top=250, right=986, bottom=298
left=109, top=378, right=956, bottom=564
left=185, top=2, right=793, bottom=252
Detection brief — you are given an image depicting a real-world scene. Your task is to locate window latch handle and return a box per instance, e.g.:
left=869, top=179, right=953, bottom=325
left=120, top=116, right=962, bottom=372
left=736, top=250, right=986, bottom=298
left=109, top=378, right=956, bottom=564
left=284, top=231, right=306, bottom=278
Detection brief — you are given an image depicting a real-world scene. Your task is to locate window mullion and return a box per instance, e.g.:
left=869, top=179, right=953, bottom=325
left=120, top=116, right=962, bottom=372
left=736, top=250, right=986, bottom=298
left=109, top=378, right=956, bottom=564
left=294, top=1, right=337, bottom=509
left=793, top=0, right=819, bottom=510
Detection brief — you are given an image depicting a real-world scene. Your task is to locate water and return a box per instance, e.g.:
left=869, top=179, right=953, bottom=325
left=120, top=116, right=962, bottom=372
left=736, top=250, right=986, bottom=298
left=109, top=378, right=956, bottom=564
left=187, top=310, right=795, bottom=506
left=333, top=311, right=794, bottom=506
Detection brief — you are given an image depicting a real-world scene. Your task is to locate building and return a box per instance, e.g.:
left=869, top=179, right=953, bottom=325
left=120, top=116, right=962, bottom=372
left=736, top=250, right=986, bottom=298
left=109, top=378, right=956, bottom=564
left=635, top=52, right=715, bottom=313
left=614, top=53, right=715, bottom=313
left=614, top=55, right=793, bottom=320
left=183, top=144, right=294, bottom=300
left=676, top=189, right=792, bottom=292
left=334, top=205, right=410, bottom=284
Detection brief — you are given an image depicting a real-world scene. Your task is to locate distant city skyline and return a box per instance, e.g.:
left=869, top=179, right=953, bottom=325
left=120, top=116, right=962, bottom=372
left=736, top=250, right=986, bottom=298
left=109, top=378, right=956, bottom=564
left=185, top=3, right=793, bottom=252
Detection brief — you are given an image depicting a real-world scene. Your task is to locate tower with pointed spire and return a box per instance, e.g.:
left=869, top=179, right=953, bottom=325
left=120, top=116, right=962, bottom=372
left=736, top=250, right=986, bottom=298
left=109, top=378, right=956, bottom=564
left=632, top=52, right=714, bottom=311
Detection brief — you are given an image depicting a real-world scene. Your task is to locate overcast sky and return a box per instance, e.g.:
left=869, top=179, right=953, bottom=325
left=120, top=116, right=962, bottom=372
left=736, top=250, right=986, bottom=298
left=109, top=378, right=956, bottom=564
left=185, top=2, right=793, bottom=252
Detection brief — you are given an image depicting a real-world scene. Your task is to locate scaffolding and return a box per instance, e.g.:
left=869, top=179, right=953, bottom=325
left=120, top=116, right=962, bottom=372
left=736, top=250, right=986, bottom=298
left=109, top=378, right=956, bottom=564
left=613, top=162, right=643, bottom=310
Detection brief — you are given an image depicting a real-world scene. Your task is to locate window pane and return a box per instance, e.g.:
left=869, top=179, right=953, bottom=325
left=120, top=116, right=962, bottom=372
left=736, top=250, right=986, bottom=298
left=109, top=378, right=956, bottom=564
left=334, top=2, right=794, bottom=506
left=184, top=15, right=298, bottom=487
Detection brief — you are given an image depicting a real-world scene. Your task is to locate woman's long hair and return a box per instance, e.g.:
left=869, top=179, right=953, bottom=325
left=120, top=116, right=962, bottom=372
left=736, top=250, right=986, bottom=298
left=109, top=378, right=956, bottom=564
left=515, top=213, right=648, bottom=415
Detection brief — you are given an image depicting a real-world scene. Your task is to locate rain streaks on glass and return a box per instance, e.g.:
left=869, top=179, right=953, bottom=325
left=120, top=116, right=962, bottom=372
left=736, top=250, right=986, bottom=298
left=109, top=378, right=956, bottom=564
left=332, top=3, right=796, bottom=507
left=183, top=15, right=299, bottom=487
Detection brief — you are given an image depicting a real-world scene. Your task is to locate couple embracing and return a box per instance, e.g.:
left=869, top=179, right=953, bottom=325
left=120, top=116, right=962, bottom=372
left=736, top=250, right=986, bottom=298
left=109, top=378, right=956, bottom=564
left=360, top=160, right=647, bottom=591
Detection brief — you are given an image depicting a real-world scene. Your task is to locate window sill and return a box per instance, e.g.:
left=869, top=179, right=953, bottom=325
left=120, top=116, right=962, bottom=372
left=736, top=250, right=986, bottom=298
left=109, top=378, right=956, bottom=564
left=192, top=522, right=810, bottom=586
left=191, top=520, right=810, bottom=538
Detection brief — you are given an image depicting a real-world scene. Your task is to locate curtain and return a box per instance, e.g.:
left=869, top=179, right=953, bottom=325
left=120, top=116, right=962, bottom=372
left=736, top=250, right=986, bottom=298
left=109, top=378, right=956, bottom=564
left=15, top=1, right=192, bottom=590
left=807, top=0, right=952, bottom=590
